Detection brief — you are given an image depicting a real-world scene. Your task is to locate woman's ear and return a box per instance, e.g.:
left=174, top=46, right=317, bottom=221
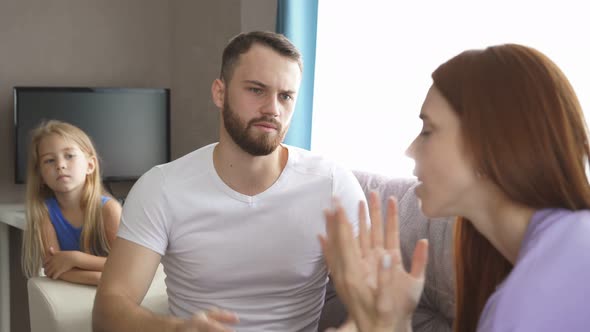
left=211, top=78, right=225, bottom=109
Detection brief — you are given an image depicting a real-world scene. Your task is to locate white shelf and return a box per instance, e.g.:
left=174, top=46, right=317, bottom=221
left=0, top=204, right=25, bottom=332
left=0, top=204, right=26, bottom=230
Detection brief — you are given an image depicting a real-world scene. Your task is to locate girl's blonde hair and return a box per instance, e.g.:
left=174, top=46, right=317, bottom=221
left=22, top=120, right=112, bottom=278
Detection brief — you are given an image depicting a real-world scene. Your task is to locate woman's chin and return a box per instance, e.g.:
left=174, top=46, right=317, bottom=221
left=414, top=181, right=424, bottom=197
left=415, top=184, right=443, bottom=218
left=416, top=196, right=441, bottom=219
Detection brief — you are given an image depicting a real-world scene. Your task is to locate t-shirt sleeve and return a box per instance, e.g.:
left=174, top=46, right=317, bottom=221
left=332, top=166, right=368, bottom=236
left=117, top=167, right=169, bottom=256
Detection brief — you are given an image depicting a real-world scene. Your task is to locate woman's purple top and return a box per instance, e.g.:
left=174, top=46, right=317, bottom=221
left=478, top=208, right=590, bottom=331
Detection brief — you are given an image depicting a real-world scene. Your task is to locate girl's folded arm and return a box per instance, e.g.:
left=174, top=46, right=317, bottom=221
left=58, top=268, right=101, bottom=286
left=71, top=199, right=122, bottom=271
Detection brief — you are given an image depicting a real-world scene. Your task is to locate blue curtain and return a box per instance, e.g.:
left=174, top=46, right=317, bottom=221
left=276, top=0, right=319, bottom=150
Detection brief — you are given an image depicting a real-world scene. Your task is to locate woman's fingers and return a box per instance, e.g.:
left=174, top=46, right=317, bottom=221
left=321, top=202, right=369, bottom=311
left=321, top=210, right=338, bottom=271
left=324, top=207, right=338, bottom=243
left=319, top=235, right=336, bottom=274
left=376, top=252, right=394, bottom=313
left=358, top=200, right=370, bottom=257
left=188, top=309, right=238, bottom=332
left=410, top=239, right=429, bottom=279
left=321, top=204, right=357, bottom=274
left=368, top=192, right=384, bottom=248
left=334, top=203, right=361, bottom=264
left=207, top=307, right=239, bottom=324
left=325, top=318, right=358, bottom=332
left=384, top=197, right=400, bottom=251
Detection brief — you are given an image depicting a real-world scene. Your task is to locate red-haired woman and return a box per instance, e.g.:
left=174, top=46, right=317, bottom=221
left=322, top=44, right=590, bottom=332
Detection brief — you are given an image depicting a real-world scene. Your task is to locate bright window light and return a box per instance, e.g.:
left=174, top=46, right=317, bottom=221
left=312, top=0, right=590, bottom=178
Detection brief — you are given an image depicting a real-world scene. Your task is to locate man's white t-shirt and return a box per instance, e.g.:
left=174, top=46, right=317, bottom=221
left=118, top=143, right=366, bottom=331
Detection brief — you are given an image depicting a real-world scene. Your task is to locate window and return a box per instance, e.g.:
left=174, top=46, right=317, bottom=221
left=312, top=0, right=590, bottom=177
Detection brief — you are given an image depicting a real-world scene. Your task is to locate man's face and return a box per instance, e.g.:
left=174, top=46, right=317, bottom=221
left=215, top=44, right=302, bottom=156
left=222, top=93, right=287, bottom=156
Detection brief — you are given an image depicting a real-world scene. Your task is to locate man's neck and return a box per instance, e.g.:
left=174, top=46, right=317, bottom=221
left=213, top=141, right=288, bottom=196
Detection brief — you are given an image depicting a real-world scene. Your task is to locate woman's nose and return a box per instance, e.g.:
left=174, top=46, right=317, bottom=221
left=405, top=138, right=417, bottom=159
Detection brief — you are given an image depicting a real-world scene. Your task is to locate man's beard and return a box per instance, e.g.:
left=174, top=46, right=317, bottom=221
left=222, top=96, right=287, bottom=156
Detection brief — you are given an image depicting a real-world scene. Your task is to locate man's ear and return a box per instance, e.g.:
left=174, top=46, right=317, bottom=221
left=211, top=78, right=225, bottom=109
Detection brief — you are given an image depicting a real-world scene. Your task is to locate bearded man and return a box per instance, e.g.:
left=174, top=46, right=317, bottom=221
left=93, top=31, right=366, bottom=332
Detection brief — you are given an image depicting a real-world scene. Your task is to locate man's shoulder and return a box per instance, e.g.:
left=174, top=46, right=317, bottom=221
left=285, top=144, right=350, bottom=179
left=132, top=143, right=215, bottom=192
left=156, top=143, right=216, bottom=176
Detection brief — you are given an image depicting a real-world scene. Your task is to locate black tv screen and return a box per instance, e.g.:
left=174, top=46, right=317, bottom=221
left=14, top=87, right=170, bottom=184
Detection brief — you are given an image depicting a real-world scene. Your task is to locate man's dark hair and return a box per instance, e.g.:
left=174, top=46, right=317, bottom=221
left=220, top=31, right=303, bottom=83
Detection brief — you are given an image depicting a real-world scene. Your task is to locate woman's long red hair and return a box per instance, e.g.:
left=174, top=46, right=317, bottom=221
left=432, top=44, right=590, bottom=332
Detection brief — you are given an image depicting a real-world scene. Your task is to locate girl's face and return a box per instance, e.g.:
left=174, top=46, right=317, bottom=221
left=406, top=85, right=479, bottom=218
left=38, top=134, right=95, bottom=196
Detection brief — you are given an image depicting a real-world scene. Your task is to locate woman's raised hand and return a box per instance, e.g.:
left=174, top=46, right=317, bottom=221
left=319, top=192, right=429, bottom=332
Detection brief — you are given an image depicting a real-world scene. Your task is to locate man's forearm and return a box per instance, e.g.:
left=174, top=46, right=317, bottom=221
left=93, top=292, right=183, bottom=332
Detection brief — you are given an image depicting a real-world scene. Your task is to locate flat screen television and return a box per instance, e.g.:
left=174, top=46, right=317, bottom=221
left=14, top=87, right=170, bottom=184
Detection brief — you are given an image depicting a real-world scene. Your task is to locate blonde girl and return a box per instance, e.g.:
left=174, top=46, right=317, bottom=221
left=22, top=120, right=121, bottom=286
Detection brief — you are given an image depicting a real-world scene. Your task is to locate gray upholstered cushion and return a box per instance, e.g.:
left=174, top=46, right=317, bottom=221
left=318, top=171, right=455, bottom=331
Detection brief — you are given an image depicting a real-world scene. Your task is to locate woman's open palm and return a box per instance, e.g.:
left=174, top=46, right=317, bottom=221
left=319, top=192, right=429, bottom=332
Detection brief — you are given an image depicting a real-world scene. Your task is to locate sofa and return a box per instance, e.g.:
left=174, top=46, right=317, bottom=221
left=27, top=171, right=455, bottom=332
left=27, top=264, right=168, bottom=332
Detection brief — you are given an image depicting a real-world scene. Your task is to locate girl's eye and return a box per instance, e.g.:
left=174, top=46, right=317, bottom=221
left=43, top=158, right=54, bottom=164
left=65, top=153, right=75, bottom=159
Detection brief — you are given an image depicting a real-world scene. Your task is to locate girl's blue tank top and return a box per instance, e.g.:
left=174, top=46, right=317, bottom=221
left=45, top=196, right=110, bottom=251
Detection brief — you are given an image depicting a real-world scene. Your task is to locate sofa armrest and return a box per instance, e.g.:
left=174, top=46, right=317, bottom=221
left=28, top=264, right=168, bottom=332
